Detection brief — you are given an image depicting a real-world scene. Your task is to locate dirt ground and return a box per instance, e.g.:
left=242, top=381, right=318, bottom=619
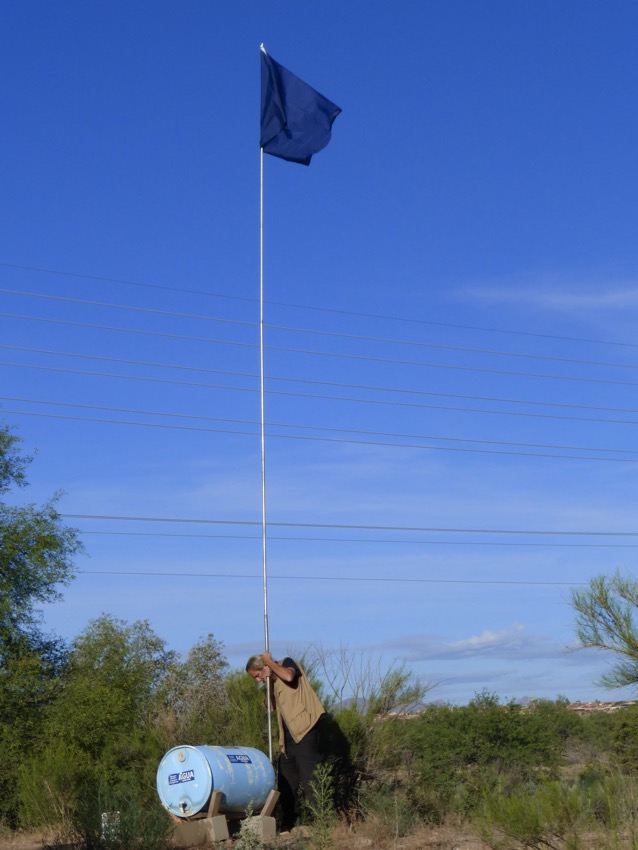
left=0, top=822, right=492, bottom=850
left=303, top=820, right=491, bottom=850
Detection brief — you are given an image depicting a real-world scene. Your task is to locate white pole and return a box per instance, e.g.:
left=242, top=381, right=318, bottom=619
left=259, top=143, right=274, bottom=762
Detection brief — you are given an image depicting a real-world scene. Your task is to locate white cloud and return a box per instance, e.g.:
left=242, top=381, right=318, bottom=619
left=458, top=274, right=638, bottom=316
left=372, top=623, right=560, bottom=663
left=447, top=624, right=526, bottom=654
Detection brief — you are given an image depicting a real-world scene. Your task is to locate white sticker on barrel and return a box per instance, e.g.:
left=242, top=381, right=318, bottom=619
left=227, top=754, right=252, bottom=764
left=168, top=770, right=195, bottom=785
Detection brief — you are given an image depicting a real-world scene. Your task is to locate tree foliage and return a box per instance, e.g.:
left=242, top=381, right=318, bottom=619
left=0, top=426, right=81, bottom=650
left=155, top=632, right=229, bottom=746
left=0, top=424, right=82, bottom=828
left=571, top=571, right=638, bottom=689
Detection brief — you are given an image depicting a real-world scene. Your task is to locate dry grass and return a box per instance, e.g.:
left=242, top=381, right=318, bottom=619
left=273, top=818, right=491, bottom=850
left=0, top=830, right=53, bottom=850
left=8, top=821, right=638, bottom=850
left=0, top=820, right=492, bottom=850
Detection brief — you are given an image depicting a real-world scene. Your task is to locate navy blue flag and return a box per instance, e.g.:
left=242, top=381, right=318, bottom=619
left=260, top=48, right=341, bottom=166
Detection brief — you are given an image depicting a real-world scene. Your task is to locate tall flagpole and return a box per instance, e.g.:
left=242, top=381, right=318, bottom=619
left=259, top=140, right=274, bottom=762
left=259, top=40, right=340, bottom=764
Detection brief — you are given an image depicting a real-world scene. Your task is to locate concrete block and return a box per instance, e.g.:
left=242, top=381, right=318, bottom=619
left=172, top=815, right=230, bottom=846
left=241, top=816, right=277, bottom=843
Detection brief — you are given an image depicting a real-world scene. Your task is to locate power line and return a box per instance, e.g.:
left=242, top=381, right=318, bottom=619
left=60, top=513, right=638, bottom=537
left=8, top=344, right=638, bottom=441
left=8, top=350, right=638, bottom=410
left=4, top=363, right=638, bottom=428
left=76, top=568, right=585, bottom=586
left=3, top=260, right=638, bottom=352
left=6, top=287, right=638, bottom=373
left=0, top=361, right=255, bottom=393
left=8, top=343, right=638, bottom=418
left=5, top=396, right=638, bottom=454
left=0, top=262, right=259, bottom=306
left=0, top=288, right=256, bottom=329
left=7, top=311, right=638, bottom=389
left=6, top=395, right=638, bottom=455
left=6, top=407, right=638, bottom=462
left=0, top=312, right=252, bottom=346
left=77, top=529, right=638, bottom=548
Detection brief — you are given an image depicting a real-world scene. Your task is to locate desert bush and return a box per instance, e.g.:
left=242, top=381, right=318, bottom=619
left=306, top=761, right=338, bottom=850
left=336, top=694, right=584, bottom=828
left=476, top=779, right=594, bottom=850
left=17, top=738, right=93, bottom=831
left=611, top=707, right=638, bottom=773
left=18, top=740, right=169, bottom=850
left=311, top=650, right=429, bottom=822
left=477, top=772, right=638, bottom=850
left=586, top=772, right=638, bottom=848
left=67, top=785, right=170, bottom=850
left=357, top=783, right=420, bottom=838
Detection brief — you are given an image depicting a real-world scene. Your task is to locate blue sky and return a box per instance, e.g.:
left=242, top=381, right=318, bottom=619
left=3, top=0, right=638, bottom=705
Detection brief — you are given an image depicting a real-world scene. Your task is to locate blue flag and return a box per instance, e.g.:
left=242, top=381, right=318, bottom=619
left=260, top=48, right=341, bottom=166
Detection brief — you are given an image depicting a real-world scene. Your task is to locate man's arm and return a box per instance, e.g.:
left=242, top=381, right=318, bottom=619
left=262, top=651, right=297, bottom=683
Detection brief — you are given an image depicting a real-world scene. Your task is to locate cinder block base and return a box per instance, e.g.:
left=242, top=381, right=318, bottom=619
left=241, top=815, right=277, bottom=842
left=171, top=815, right=230, bottom=846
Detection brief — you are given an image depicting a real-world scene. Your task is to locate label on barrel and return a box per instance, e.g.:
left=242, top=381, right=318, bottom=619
left=168, top=770, right=195, bottom=785
left=227, top=754, right=252, bottom=764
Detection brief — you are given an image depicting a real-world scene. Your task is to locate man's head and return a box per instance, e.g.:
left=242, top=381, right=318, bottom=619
left=246, top=654, right=271, bottom=683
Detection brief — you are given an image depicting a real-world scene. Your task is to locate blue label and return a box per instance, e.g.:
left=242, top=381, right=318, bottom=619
left=227, top=754, right=252, bottom=764
left=168, top=770, right=195, bottom=785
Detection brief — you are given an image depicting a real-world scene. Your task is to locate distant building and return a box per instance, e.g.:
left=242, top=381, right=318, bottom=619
left=567, top=700, right=638, bottom=714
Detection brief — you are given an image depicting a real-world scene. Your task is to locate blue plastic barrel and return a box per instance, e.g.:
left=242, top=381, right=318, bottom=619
left=156, top=745, right=275, bottom=818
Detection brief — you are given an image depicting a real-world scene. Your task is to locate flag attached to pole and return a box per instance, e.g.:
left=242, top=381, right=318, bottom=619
left=260, top=46, right=342, bottom=166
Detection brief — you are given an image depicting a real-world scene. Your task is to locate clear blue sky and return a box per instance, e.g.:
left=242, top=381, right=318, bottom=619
left=3, top=0, right=638, bottom=705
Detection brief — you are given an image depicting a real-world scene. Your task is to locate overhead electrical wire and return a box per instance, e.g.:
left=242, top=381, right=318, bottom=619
left=3, top=395, right=638, bottom=458
left=7, top=342, right=638, bottom=418
left=76, top=529, right=638, bottom=548
left=75, top=568, right=586, bottom=586
left=3, top=260, right=638, bottom=351
left=4, top=263, right=637, bottom=605
left=4, top=321, right=638, bottom=389
left=60, top=513, right=638, bottom=537
left=4, top=361, right=638, bottom=427
left=5, top=407, right=638, bottom=462
left=5, top=286, right=638, bottom=372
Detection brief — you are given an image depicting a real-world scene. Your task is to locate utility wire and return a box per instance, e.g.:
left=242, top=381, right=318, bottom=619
left=3, top=260, right=638, bottom=351
left=5, top=287, right=638, bottom=373
left=6, top=344, right=638, bottom=397
left=60, top=513, right=638, bottom=537
left=0, top=288, right=255, bottom=329
left=5, top=407, right=638, bottom=462
left=4, top=395, right=638, bottom=456
left=4, top=362, right=638, bottom=427
left=76, top=529, right=638, bottom=548
left=75, top=567, right=585, bottom=586
left=5, top=310, right=638, bottom=389
left=7, top=342, right=638, bottom=417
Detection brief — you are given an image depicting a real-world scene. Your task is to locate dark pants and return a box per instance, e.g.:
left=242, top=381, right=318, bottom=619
left=277, top=723, right=323, bottom=830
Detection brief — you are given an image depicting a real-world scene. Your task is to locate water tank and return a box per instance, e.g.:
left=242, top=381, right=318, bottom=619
left=156, top=745, right=275, bottom=818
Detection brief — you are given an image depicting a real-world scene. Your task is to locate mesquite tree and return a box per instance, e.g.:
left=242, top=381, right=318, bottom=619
left=572, top=571, right=638, bottom=689
left=0, top=423, right=82, bottom=826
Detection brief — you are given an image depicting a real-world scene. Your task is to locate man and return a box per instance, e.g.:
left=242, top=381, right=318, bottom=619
left=246, top=651, right=325, bottom=830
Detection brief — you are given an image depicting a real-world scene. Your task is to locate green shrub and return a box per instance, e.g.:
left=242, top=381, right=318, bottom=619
left=357, top=784, right=419, bottom=838
left=306, top=762, right=338, bottom=850
left=68, top=784, right=170, bottom=850
left=476, top=780, right=594, bottom=850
